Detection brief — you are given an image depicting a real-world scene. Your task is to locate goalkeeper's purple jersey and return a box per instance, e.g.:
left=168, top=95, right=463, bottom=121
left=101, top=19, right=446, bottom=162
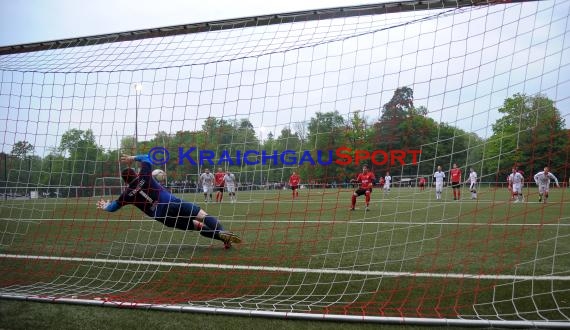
left=114, top=155, right=181, bottom=218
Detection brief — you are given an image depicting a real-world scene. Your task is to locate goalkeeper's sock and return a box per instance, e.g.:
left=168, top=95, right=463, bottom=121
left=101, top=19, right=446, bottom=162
left=203, top=215, right=224, bottom=232
left=365, top=194, right=370, bottom=206
left=198, top=224, right=216, bottom=239
left=351, top=195, right=356, bottom=208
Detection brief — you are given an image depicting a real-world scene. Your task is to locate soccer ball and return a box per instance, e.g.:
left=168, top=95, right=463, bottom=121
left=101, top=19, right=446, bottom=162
left=152, top=169, right=166, bottom=182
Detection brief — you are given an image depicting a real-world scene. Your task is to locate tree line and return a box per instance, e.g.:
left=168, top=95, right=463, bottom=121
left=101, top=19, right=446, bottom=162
left=3, top=87, right=568, bottom=195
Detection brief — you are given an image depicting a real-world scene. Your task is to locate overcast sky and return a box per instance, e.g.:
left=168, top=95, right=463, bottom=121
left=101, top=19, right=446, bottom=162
left=0, top=0, right=384, bottom=47
left=0, top=0, right=568, bottom=157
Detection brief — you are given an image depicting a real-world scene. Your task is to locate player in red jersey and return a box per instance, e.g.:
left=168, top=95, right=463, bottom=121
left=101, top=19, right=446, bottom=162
left=418, top=177, right=426, bottom=191
left=450, top=163, right=462, bottom=200
left=378, top=176, right=385, bottom=187
left=289, top=171, right=301, bottom=199
left=350, top=164, right=376, bottom=211
left=214, top=167, right=225, bottom=202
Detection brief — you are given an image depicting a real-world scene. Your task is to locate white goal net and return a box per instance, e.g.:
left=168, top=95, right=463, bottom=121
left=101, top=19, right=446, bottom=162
left=0, top=0, right=569, bottom=327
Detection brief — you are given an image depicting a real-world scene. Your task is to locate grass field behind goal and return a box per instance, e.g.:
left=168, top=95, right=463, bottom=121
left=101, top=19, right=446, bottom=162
left=0, top=185, right=568, bottom=324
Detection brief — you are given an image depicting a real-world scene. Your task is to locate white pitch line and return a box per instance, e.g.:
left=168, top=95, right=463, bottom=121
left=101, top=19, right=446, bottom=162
left=1, top=217, right=569, bottom=226
left=1, top=253, right=568, bottom=281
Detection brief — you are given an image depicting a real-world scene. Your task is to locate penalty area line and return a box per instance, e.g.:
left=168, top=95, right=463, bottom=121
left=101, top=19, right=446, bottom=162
left=1, top=253, right=569, bottom=281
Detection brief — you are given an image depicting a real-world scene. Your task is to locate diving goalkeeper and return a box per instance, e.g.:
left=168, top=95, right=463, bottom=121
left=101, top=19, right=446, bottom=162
left=97, top=154, right=242, bottom=249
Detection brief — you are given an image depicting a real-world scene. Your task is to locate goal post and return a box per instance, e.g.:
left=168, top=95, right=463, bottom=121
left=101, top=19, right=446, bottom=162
left=0, top=0, right=569, bottom=327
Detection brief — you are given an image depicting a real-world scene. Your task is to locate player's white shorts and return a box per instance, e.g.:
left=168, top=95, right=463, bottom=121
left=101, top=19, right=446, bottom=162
left=512, top=183, right=522, bottom=194
left=435, top=182, right=443, bottom=193
left=383, top=183, right=390, bottom=190
left=226, top=185, right=235, bottom=193
left=538, top=184, right=549, bottom=194
left=202, top=185, right=213, bottom=194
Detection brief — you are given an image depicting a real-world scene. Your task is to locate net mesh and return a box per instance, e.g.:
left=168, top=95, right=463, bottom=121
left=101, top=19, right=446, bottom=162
left=0, top=0, right=569, bottom=326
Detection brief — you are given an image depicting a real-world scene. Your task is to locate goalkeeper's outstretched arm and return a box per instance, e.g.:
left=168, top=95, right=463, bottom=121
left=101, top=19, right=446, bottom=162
left=120, top=154, right=153, bottom=175
left=97, top=154, right=151, bottom=212
left=97, top=199, right=121, bottom=212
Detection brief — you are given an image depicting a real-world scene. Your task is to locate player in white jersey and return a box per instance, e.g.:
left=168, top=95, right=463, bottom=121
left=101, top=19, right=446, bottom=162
left=383, top=171, right=392, bottom=194
left=223, top=171, right=237, bottom=202
left=508, top=168, right=525, bottom=203
left=533, top=166, right=560, bottom=203
left=433, top=165, right=445, bottom=200
left=199, top=168, right=214, bottom=202
left=507, top=173, right=514, bottom=201
left=465, top=168, right=478, bottom=200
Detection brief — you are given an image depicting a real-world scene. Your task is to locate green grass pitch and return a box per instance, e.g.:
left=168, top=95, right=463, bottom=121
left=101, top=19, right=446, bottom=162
left=1, top=185, right=569, bottom=322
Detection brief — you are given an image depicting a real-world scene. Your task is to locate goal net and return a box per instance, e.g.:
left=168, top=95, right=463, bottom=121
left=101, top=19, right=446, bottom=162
left=93, top=177, right=123, bottom=198
left=1, top=0, right=569, bottom=327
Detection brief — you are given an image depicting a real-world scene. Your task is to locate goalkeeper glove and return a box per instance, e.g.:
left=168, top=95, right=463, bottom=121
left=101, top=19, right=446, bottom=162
left=97, top=199, right=111, bottom=210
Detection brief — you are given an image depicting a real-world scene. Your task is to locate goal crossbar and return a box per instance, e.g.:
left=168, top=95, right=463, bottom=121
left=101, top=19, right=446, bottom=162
left=0, top=0, right=539, bottom=55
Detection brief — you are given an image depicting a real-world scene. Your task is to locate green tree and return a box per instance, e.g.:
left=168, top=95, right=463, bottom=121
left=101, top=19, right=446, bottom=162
left=396, top=114, right=440, bottom=175
left=119, top=136, right=136, bottom=155
left=344, top=111, right=370, bottom=150
left=307, top=111, right=345, bottom=150
left=234, top=119, right=258, bottom=150
left=201, top=117, right=235, bottom=150
left=275, top=127, right=301, bottom=152
left=305, top=111, right=346, bottom=183
left=483, top=93, right=567, bottom=179
left=58, top=129, right=104, bottom=191
left=267, top=127, right=302, bottom=184
left=170, top=130, right=201, bottom=180
left=374, top=86, right=417, bottom=150
left=264, top=131, right=275, bottom=148
left=11, top=141, right=35, bottom=159
left=8, top=141, right=37, bottom=186
left=380, top=86, right=415, bottom=122
left=293, top=122, right=307, bottom=147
